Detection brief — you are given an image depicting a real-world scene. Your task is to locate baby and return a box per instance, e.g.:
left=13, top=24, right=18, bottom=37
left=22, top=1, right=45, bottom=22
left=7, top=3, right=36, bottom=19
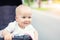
left=2, top=5, right=38, bottom=40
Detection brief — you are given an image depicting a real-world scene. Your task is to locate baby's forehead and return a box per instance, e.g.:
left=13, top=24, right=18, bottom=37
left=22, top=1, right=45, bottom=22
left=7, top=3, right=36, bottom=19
left=17, top=12, right=32, bottom=17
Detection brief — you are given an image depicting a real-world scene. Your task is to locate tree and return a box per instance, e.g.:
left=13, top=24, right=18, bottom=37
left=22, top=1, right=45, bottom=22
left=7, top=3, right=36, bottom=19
left=27, top=0, right=30, bottom=6
left=37, top=0, right=42, bottom=8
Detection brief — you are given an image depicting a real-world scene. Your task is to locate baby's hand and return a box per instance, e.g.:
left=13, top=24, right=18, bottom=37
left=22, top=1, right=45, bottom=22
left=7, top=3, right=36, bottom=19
left=2, top=29, right=14, bottom=40
left=4, top=34, right=12, bottom=40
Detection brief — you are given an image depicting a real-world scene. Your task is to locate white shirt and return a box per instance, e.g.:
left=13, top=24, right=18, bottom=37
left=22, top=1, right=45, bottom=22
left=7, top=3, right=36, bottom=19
left=5, top=21, right=36, bottom=39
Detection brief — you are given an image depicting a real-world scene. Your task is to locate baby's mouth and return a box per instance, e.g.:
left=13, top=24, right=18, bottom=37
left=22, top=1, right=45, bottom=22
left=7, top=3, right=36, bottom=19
left=24, top=22, right=29, bottom=24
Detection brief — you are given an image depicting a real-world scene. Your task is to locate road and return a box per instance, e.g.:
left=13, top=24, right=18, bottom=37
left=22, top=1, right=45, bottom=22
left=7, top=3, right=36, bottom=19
left=32, top=10, right=60, bottom=40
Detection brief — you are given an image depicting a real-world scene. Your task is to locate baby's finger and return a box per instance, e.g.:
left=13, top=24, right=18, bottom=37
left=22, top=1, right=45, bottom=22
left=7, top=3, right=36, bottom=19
left=4, top=37, right=12, bottom=40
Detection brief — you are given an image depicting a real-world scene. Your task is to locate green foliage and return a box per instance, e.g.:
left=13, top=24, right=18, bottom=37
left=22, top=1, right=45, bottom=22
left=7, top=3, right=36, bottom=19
left=24, top=0, right=34, bottom=6
left=24, top=0, right=34, bottom=3
left=42, top=0, right=47, bottom=1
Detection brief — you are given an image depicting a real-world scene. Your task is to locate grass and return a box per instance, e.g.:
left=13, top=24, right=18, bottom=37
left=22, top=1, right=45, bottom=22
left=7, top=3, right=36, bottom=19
left=32, top=7, right=49, bottom=11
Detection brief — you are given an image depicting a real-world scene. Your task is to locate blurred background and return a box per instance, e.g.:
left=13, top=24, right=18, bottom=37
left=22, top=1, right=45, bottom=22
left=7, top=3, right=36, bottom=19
left=0, top=0, right=60, bottom=40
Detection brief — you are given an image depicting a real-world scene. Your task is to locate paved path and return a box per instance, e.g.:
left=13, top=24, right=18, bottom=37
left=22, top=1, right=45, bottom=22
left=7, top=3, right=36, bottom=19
left=32, top=10, right=60, bottom=40
left=31, top=3, right=60, bottom=40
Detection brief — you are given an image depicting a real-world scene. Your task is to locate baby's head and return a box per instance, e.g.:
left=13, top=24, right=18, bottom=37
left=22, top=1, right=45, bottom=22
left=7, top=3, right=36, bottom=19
left=15, top=5, right=32, bottom=28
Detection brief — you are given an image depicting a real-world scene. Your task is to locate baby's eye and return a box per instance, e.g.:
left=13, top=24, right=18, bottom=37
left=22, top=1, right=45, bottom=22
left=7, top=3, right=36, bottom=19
left=28, top=16, right=31, bottom=18
left=22, top=16, right=26, bottom=19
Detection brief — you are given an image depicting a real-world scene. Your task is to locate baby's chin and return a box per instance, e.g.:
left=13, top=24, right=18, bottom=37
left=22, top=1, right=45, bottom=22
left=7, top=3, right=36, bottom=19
left=24, top=24, right=30, bottom=27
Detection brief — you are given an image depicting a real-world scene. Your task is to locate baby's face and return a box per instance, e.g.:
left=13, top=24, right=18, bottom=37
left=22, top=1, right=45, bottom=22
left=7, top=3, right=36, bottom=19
left=16, top=10, right=32, bottom=28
